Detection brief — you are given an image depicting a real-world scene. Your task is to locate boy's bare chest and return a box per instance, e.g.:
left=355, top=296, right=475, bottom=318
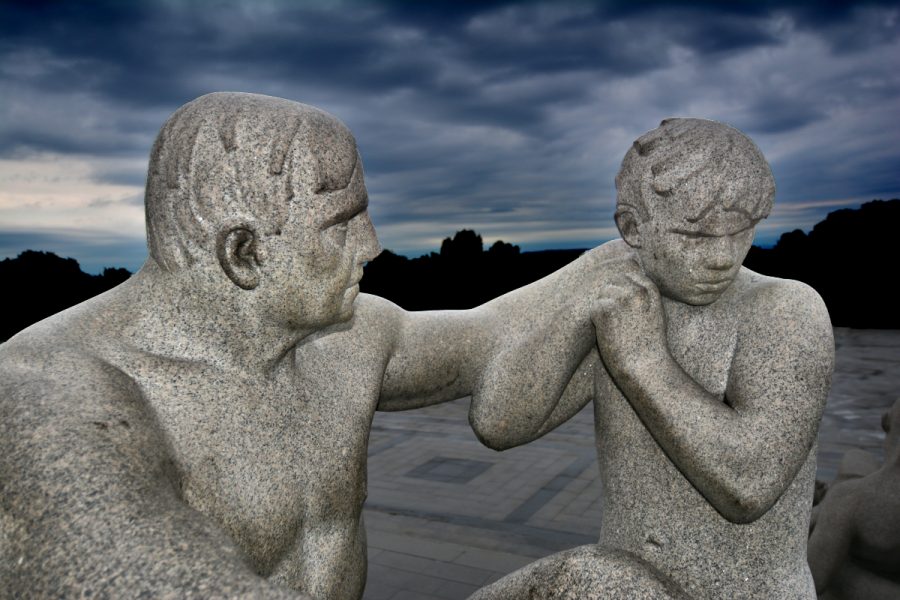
left=662, top=303, right=740, bottom=398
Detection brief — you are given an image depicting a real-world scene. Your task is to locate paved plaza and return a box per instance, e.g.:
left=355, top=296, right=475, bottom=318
left=361, top=328, right=900, bottom=600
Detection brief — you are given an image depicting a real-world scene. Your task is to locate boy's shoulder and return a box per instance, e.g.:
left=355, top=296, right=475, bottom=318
left=728, top=268, right=833, bottom=355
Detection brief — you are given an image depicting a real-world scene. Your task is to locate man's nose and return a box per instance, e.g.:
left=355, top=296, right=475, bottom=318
left=356, top=212, right=382, bottom=262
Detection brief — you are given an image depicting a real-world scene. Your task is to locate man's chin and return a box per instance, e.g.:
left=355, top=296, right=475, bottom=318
left=334, top=287, right=360, bottom=322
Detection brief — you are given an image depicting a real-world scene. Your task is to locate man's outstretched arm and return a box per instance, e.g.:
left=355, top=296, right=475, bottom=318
left=375, top=241, right=631, bottom=447
left=0, top=358, right=311, bottom=600
left=593, top=272, right=834, bottom=523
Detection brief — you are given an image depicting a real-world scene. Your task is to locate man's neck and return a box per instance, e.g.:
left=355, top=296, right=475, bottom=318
left=125, top=261, right=314, bottom=377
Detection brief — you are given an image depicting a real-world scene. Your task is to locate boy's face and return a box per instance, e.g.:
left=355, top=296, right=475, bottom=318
left=635, top=199, right=756, bottom=306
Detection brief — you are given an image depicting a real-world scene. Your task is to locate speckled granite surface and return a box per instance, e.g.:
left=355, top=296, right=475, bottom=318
left=358, top=327, right=898, bottom=600
left=470, top=119, right=834, bottom=599
left=0, top=93, right=618, bottom=599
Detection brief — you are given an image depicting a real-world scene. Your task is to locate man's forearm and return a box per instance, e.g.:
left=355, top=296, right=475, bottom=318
left=380, top=242, right=624, bottom=414
left=466, top=245, right=633, bottom=446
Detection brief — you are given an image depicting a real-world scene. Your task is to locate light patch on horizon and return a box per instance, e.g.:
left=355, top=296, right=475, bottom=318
left=0, top=154, right=146, bottom=237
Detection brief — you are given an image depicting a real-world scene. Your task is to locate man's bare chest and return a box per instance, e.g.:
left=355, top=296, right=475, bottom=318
left=128, top=359, right=380, bottom=571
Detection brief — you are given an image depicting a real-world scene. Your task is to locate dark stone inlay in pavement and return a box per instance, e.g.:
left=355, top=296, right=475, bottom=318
left=368, top=430, right=417, bottom=457
left=504, top=454, right=596, bottom=524
left=405, top=456, right=494, bottom=484
left=364, top=502, right=597, bottom=552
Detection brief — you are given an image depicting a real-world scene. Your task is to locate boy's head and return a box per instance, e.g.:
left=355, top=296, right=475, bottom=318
left=614, top=118, right=775, bottom=305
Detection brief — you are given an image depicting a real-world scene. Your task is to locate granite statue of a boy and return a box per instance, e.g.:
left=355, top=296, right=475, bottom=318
left=469, top=118, right=835, bottom=599
left=0, top=93, right=613, bottom=599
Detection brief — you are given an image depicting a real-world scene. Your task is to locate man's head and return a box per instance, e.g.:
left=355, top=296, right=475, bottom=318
left=144, top=92, right=381, bottom=327
left=614, top=118, right=775, bottom=305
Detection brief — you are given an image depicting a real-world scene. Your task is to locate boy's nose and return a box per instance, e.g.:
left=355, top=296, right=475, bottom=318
left=706, top=236, right=735, bottom=271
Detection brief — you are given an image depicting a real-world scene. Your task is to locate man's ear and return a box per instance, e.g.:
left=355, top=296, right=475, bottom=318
left=614, top=208, right=643, bottom=248
left=216, top=225, right=261, bottom=290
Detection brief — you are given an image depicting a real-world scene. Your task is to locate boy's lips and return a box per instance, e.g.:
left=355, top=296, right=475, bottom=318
left=694, top=278, right=732, bottom=292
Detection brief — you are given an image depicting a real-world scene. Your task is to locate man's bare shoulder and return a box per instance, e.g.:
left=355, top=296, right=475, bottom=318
left=294, top=292, right=403, bottom=361
left=350, top=292, right=405, bottom=337
left=354, top=292, right=404, bottom=322
left=0, top=329, right=163, bottom=469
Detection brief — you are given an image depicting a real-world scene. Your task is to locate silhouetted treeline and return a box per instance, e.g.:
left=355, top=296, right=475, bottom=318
left=1, top=199, right=898, bottom=342
left=742, top=199, right=899, bottom=329
left=0, top=251, right=130, bottom=341
left=360, top=230, right=583, bottom=310
left=363, top=199, right=900, bottom=329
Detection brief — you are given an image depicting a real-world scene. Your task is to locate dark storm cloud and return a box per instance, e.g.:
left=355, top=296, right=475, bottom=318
left=1, top=0, right=898, bottom=262
left=2, top=1, right=895, bottom=148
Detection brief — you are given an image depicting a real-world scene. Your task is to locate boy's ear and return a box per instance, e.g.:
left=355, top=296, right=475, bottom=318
left=614, top=208, right=643, bottom=248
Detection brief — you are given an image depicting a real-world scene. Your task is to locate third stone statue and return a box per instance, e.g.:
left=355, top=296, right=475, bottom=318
left=469, top=118, right=835, bottom=599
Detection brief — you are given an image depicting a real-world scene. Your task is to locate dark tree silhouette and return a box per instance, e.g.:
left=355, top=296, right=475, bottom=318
left=744, top=199, right=899, bottom=328
left=2, top=199, right=898, bottom=341
left=0, top=251, right=131, bottom=341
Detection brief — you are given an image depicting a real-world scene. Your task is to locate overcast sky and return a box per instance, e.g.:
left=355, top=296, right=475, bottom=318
left=1, top=0, right=898, bottom=272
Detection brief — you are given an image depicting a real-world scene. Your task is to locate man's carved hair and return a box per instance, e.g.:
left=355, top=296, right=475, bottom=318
left=145, top=92, right=358, bottom=271
left=615, top=118, right=775, bottom=225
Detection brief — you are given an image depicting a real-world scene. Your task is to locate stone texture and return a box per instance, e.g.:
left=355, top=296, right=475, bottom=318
left=359, top=330, right=898, bottom=600
left=0, top=92, right=614, bottom=598
left=470, top=118, right=835, bottom=599
left=808, top=398, right=900, bottom=599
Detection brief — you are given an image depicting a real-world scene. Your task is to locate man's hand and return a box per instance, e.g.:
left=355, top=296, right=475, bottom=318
left=591, top=258, right=668, bottom=379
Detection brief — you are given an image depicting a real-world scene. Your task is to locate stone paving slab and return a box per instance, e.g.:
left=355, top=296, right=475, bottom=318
left=362, top=328, right=900, bottom=600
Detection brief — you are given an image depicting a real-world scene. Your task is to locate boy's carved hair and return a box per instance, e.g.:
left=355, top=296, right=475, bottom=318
left=616, top=118, right=775, bottom=225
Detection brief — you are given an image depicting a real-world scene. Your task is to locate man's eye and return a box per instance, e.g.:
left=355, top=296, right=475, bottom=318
left=326, top=222, right=349, bottom=244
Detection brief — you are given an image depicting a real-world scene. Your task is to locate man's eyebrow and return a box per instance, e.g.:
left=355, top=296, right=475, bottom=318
left=322, top=196, right=368, bottom=228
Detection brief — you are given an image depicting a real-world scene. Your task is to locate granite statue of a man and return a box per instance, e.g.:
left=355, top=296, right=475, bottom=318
left=469, top=118, right=835, bottom=599
left=0, top=93, right=612, bottom=599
